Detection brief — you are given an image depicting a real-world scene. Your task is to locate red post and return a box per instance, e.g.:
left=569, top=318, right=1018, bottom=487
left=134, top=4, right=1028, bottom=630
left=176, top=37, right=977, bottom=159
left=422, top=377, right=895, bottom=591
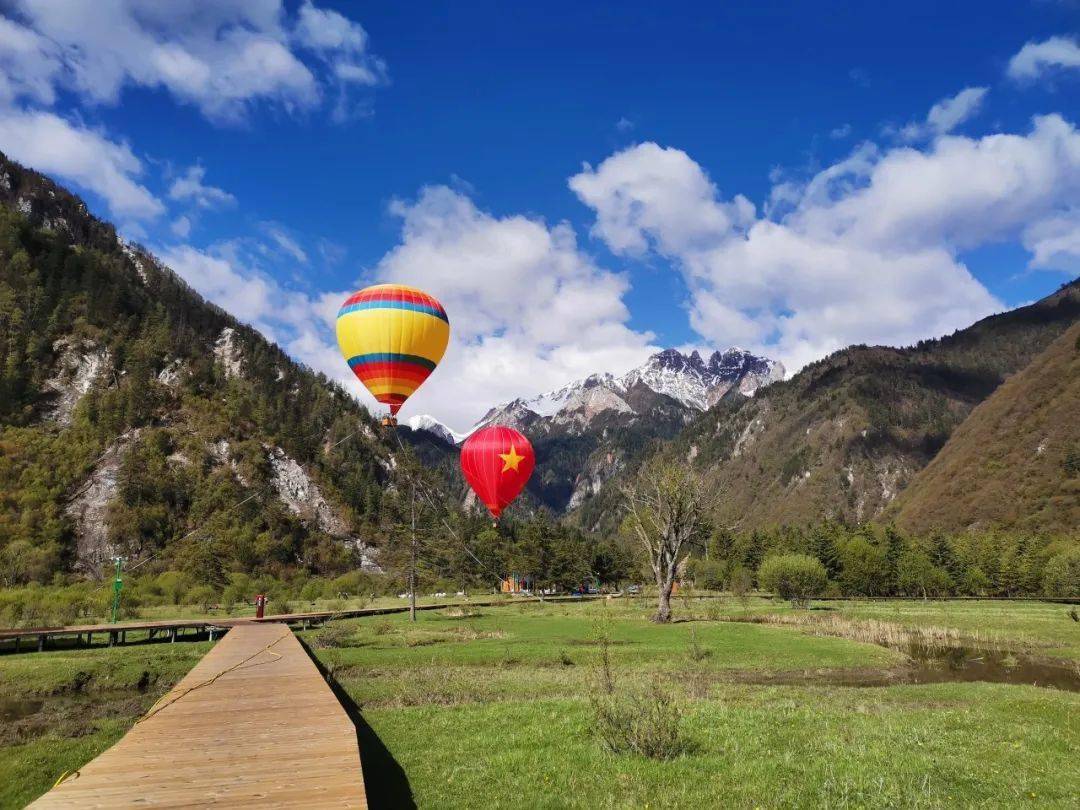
left=255, top=594, right=266, bottom=619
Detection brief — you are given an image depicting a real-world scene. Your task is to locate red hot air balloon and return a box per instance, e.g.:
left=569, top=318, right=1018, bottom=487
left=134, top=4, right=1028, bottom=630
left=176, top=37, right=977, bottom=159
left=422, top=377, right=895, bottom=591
left=460, top=425, right=535, bottom=519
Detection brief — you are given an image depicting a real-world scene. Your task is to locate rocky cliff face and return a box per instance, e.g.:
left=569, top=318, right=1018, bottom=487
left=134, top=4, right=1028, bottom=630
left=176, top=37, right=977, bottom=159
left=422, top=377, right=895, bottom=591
left=65, top=430, right=141, bottom=574
left=265, top=446, right=381, bottom=571
left=42, top=338, right=111, bottom=425
left=213, top=327, right=244, bottom=380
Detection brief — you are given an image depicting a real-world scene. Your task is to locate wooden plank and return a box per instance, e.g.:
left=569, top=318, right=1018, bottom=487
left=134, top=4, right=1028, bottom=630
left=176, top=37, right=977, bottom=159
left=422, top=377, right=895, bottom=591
left=30, top=623, right=366, bottom=809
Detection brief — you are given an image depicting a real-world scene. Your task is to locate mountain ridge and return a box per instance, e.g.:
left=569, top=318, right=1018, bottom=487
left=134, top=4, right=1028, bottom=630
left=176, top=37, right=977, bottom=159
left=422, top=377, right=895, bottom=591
left=404, top=346, right=784, bottom=514
left=574, top=278, right=1080, bottom=534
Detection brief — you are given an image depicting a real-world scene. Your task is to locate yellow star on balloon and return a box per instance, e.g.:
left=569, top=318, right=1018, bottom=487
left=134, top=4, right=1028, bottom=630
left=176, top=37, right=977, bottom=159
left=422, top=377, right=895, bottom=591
left=499, top=444, right=525, bottom=473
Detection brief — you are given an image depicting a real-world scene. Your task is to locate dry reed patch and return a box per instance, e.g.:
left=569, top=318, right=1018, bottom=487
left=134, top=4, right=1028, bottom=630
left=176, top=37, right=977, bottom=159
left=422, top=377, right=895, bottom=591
left=401, top=625, right=505, bottom=647
left=726, top=611, right=1021, bottom=651
left=440, top=607, right=483, bottom=619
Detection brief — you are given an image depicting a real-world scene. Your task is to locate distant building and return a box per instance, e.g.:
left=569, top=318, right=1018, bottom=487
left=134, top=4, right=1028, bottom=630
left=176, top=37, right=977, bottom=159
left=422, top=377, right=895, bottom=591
left=500, top=574, right=533, bottom=593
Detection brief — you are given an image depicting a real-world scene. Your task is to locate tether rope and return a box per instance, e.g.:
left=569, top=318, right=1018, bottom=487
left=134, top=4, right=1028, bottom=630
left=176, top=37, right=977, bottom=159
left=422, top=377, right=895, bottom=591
left=135, top=627, right=291, bottom=725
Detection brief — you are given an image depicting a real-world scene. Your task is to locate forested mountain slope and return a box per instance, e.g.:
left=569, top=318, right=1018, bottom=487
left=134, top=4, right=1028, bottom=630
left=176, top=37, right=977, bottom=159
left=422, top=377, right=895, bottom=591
left=890, top=320, right=1080, bottom=535
left=577, top=280, right=1080, bottom=534
left=0, top=153, right=409, bottom=585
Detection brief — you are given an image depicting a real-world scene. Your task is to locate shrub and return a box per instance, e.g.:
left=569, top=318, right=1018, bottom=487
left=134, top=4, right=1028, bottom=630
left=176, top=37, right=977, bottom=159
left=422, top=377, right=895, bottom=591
left=896, top=550, right=952, bottom=597
left=187, top=585, right=218, bottom=613
left=312, top=623, right=354, bottom=649
left=1042, top=548, right=1080, bottom=597
left=728, top=566, right=753, bottom=600
left=837, top=537, right=889, bottom=596
left=590, top=675, right=688, bottom=760
left=758, top=554, right=827, bottom=608
left=689, top=558, right=727, bottom=590
left=155, top=571, right=192, bottom=605
left=960, top=566, right=991, bottom=596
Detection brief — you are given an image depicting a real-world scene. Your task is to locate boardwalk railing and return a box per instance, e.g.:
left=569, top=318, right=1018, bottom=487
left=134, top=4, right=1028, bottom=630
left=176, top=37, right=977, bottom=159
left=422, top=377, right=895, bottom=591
left=0, top=594, right=610, bottom=654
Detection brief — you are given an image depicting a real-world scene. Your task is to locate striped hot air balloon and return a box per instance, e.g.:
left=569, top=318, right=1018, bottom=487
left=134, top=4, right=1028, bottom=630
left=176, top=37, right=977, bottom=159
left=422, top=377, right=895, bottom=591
left=336, top=284, right=450, bottom=418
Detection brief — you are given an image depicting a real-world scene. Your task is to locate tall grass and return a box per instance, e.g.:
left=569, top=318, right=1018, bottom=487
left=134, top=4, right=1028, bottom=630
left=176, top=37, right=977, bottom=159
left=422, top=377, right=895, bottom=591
left=726, top=611, right=1027, bottom=651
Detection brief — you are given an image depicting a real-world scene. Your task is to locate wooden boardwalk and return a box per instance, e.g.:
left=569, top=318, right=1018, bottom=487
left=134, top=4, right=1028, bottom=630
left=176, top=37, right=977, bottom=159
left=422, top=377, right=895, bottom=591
left=1, top=594, right=610, bottom=655
left=31, top=623, right=367, bottom=808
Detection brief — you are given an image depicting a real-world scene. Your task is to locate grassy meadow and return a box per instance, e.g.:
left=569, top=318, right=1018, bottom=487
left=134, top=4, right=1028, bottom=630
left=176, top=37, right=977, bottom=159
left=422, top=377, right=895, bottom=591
left=1, top=597, right=1078, bottom=808
left=303, top=597, right=1079, bottom=809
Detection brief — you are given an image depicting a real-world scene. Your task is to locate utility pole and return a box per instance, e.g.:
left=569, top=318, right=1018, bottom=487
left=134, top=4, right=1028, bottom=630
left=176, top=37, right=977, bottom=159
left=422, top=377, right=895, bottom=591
left=409, top=477, right=417, bottom=622
left=110, top=557, right=125, bottom=623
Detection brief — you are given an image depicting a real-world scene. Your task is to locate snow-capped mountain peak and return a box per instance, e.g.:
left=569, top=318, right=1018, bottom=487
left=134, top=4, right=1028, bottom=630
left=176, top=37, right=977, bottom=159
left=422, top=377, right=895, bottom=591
left=404, top=414, right=470, bottom=445
left=474, top=348, right=784, bottom=433
left=620, top=347, right=783, bottom=410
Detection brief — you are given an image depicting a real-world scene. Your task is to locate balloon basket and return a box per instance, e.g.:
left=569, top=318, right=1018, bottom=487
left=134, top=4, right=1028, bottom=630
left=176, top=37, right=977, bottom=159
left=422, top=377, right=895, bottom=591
left=381, top=415, right=398, bottom=428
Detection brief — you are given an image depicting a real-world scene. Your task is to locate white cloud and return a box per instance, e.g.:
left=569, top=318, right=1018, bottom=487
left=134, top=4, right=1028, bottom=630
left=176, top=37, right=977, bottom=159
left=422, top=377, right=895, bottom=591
left=926, top=87, right=988, bottom=135
left=168, top=164, right=235, bottom=208
left=1007, top=35, right=1080, bottom=80
left=263, top=224, right=308, bottom=264
left=569, top=142, right=755, bottom=257
left=0, top=16, right=59, bottom=106
left=0, top=1, right=384, bottom=124
left=374, top=186, right=657, bottom=428
left=616, top=117, right=635, bottom=132
left=153, top=186, right=656, bottom=431
left=0, top=108, right=163, bottom=219
left=900, top=86, right=988, bottom=141
left=170, top=215, right=191, bottom=238
left=571, top=113, right=1080, bottom=374
left=1023, top=209, right=1080, bottom=273
left=829, top=123, right=852, bottom=139
left=294, top=0, right=384, bottom=85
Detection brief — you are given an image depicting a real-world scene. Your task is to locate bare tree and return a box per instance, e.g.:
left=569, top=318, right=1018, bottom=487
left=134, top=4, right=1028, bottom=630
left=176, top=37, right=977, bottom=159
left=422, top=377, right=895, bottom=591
left=621, top=461, right=712, bottom=623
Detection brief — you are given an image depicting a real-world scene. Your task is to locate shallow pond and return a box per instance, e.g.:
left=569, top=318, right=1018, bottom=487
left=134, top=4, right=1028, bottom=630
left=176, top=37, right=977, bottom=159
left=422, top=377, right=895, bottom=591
left=732, top=644, right=1080, bottom=691
left=0, top=697, right=43, bottom=720
left=903, top=644, right=1080, bottom=691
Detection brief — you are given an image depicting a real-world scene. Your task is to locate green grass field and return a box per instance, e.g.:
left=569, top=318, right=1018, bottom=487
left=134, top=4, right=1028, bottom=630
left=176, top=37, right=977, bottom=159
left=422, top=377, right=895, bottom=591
left=1, top=597, right=1077, bottom=808
left=300, top=599, right=1079, bottom=808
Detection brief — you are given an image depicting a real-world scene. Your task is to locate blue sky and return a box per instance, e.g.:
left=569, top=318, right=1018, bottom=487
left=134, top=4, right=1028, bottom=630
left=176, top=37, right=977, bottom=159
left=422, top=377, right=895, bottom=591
left=0, top=1, right=1078, bottom=429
